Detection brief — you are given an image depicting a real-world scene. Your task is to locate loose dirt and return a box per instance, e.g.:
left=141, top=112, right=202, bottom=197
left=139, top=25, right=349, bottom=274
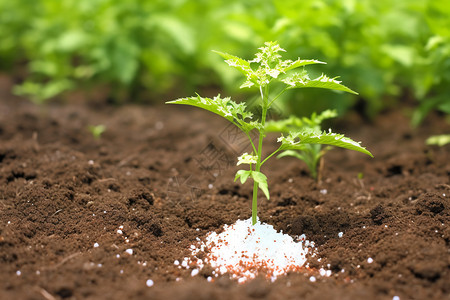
left=0, top=84, right=449, bottom=299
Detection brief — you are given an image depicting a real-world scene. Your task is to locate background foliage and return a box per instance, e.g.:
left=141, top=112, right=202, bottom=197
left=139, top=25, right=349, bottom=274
left=0, top=0, right=449, bottom=123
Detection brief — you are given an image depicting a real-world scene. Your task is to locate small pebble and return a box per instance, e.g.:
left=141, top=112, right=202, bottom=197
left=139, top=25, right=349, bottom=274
left=393, top=296, right=400, bottom=300
left=208, top=184, right=213, bottom=189
left=338, top=232, right=343, bottom=238
left=125, top=249, right=133, bottom=255
left=309, top=276, right=316, bottom=282
left=174, top=260, right=180, bottom=266
left=93, top=243, right=99, bottom=248
left=88, top=160, right=94, bottom=165
left=146, top=279, right=154, bottom=287
left=117, top=230, right=123, bottom=234
left=320, top=189, right=327, bottom=195
left=191, top=269, right=199, bottom=276
left=367, top=257, right=373, bottom=264
left=16, top=270, right=21, bottom=276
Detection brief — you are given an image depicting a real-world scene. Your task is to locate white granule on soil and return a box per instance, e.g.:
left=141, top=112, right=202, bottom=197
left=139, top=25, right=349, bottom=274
left=182, top=218, right=315, bottom=283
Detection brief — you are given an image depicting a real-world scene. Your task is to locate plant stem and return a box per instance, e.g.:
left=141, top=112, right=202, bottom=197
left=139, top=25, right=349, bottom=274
left=252, top=85, right=269, bottom=225
left=260, top=147, right=282, bottom=166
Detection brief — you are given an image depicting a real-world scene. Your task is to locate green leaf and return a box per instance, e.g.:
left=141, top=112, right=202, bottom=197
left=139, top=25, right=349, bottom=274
left=213, top=50, right=255, bottom=82
left=251, top=171, right=270, bottom=200
left=277, top=149, right=306, bottom=160
left=283, top=74, right=358, bottom=95
left=166, top=94, right=254, bottom=132
left=278, top=130, right=373, bottom=157
left=284, top=58, right=326, bottom=72
left=426, top=134, right=450, bottom=147
left=235, top=170, right=252, bottom=184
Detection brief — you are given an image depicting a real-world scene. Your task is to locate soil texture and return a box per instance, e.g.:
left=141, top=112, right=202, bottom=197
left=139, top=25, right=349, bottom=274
left=1, top=82, right=449, bottom=299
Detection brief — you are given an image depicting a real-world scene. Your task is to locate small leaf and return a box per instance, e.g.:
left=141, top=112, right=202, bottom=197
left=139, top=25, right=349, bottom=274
left=235, top=170, right=252, bottom=184
left=213, top=50, right=255, bottom=80
left=251, top=171, right=270, bottom=200
left=279, top=130, right=373, bottom=157
left=277, top=149, right=306, bottom=160
left=284, top=74, right=358, bottom=95
left=166, top=95, right=254, bottom=131
left=426, top=134, right=450, bottom=147
left=284, top=59, right=326, bottom=72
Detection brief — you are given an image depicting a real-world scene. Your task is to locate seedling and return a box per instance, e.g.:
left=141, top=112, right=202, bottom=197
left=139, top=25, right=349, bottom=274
left=88, top=124, right=106, bottom=140
left=167, top=42, right=373, bottom=225
left=265, top=109, right=338, bottom=181
left=426, top=134, right=450, bottom=146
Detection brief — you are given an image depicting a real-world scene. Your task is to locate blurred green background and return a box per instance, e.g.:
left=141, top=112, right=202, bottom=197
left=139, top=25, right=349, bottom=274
left=0, top=0, right=449, bottom=124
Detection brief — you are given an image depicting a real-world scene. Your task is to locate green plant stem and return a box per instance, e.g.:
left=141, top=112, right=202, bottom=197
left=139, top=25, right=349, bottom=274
left=252, top=85, right=269, bottom=225
left=268, top=87, right=288, bottom=107
left=245, top=131, right=257, bottom=155
left=260, top=147, right=282, bottom=166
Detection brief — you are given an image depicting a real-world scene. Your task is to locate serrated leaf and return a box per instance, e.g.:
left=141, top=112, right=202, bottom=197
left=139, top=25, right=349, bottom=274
left=251, top=171, right=270, bottom=200
left=235, top=170, right=252, bottom=184
left=166, top=94, right=255, bottom=132
left=284, top=59, right=326, bottom=72
left=213, top=50, right=255, bottom=80
left=278, top=130, right=373, bottom=157
left=284, top=74, right=358, bottom=95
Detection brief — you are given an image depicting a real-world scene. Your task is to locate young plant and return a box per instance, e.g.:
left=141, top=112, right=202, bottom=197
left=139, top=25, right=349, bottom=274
left=167, top=42, right=373, bottom=225
left=265, top=109, right=338, bottom=181
left=88, top=124, right=106, bottom=140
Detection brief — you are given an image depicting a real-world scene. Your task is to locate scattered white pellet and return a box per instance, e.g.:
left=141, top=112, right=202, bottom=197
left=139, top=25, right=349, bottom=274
left=36, top=270, right=40, bottom=275
left=174, top=260, right=180, bottom=266
left=208, top=184, right=213, bottom=189
left=93, top=243, right=99, bottom=248
left=338, top=232, right=343, bottom=238
left=146, top=279, right=154, bottom=287
left=207, top=276, right=212, bottom=282
left=393, top=296, right=400, bottom=300
left=120, top=270, right=124, bottom=274
left=125, top=249, right=133, bottom=255
left=367, top=257, right=373, bottom=264
left=309, top=276, right=316, bottom=282
left=7, top=221, right=11, bottom=224
left=16, top=270, right=21, bottom=276
left=117, top=230, right=123, bottom=234
left=288, top=178, right=293, bottom=183
left=191, top=269, right=199, bottom=276
left=116, top=254, right=120, bottom=258
left=88, top=160, right=94, bottom=165
left=320, top=189, right=327, bottom=195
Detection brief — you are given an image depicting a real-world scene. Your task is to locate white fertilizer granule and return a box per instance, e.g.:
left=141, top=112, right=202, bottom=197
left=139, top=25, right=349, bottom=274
left=180, top=218, right=315, bottom=283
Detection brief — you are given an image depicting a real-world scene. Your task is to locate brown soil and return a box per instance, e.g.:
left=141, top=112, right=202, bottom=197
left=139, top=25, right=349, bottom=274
left=1, top=80, right=449, bottom=299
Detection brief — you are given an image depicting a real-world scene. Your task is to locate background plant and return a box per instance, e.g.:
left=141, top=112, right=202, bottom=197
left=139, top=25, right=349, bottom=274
left=167, top=42, right=372, bottom=225
left=265, top=109, right=338, bottom=181
left=0, top=0, right=448, bottom=126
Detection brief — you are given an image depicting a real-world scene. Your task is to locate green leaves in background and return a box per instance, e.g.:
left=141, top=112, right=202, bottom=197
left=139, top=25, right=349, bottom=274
left=278, top=130, right=373, bottom=157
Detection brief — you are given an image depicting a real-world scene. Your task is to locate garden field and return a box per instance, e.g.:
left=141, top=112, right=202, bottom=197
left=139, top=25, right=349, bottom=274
left=1, top=1, right=449, bottom=299
left=0, top=76, right=449, bottom=299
